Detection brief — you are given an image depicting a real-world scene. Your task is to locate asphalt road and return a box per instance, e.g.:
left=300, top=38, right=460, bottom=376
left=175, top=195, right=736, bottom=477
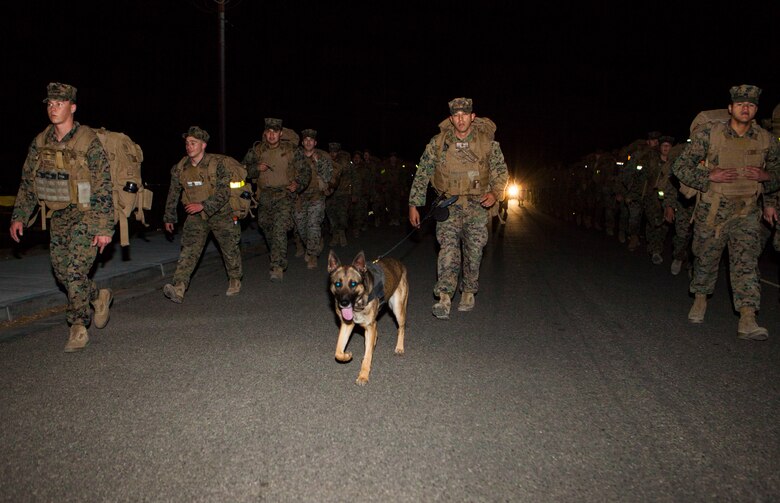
left=2, top=203, right=779, bottom=502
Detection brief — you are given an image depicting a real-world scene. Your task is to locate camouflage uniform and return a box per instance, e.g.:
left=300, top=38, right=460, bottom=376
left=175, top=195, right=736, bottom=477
left=662, top=143, right=696, bottom=267
left=764, top=191, right=780, bottom=251
left=326, top=144, right=357, bottom=245
left=409, top=99, right=508, bottom=301
left=294, top=130, right=334, bottom=262
left=12, top=114, right=114, bottom=328
left=242, top=119, right=310, bottom=273
left=622, top=136, right=661, bottom=248
left=672, top=102, right=780, bottom=312
left=164, top=149, right=241, bottom=288
left=643, top=144, right=672, bottom=259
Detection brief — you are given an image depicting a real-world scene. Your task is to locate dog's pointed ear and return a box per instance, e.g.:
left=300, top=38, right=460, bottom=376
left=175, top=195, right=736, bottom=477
left=327, top=250, right=340, bottom=273
left=352, top=251, right=367, bottom=273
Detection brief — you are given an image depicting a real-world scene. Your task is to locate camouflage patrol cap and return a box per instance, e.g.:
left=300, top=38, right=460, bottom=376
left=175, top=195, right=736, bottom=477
left=182, top=126, right=209, bottom=143
left=647, top=131, right=662, bottom=140
left=301, top=129, right=317, bottom=139
left=729, top=84, right=761, bottom=105
left=264, top=118, right=283, bottom=131
left=328, top=142, right=341, bottom=152
left=43, top=82, right=77, bottom=103
left=659, top=135, right=675, bottom=145
left=448, top=97, right=473, bottom=115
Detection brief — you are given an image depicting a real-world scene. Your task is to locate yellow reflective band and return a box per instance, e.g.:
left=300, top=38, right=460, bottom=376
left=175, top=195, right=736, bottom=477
left=230, top=180, right=245, bottom=189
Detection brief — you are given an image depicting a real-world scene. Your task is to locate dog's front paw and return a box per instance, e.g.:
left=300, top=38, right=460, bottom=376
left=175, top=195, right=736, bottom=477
left=335, top=351, right=353, bottom=363
left=355, top=374, right=369, bottom=386
left=394, top=348, right=405, bottom=356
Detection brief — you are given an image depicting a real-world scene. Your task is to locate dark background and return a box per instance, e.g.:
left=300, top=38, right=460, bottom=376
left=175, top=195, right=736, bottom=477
left=2, top=0, right=778, bottom=194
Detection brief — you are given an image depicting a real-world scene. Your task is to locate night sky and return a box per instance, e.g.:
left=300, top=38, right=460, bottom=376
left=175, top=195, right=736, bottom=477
left=2, top=0, right=778, bottom=192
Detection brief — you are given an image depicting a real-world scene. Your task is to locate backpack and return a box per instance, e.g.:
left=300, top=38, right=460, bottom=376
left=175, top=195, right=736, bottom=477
left=33, top=126, right=152, bottom=247
left=689, top=109, right=730, bottom=136
left=92, top=128, right=153, bottom=246
left=207, top=154, right=254, bottom=220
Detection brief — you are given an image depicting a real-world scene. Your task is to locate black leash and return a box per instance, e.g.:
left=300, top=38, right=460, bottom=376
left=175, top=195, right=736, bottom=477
left=372, top=193, right=459, bottom=263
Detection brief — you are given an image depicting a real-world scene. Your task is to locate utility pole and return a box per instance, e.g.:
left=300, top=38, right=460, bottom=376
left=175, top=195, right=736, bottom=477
left=217, top=0, right=227, bottom=153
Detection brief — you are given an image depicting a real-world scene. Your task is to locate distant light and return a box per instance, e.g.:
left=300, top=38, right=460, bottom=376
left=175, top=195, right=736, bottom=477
left=616, top=161, right=624, bottom=166
left=507, top=183, right=520, bottom=199
left=636, top=165, right=643, bottom=171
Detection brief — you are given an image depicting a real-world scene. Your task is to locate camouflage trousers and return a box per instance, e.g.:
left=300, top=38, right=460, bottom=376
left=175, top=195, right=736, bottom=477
left=350, top=195, right=369, bottom=231
left=671, top=203, right=694, bottom=262
left=294, top=197, right=325, bottom=257
left=434, top=198, right=489, bottom=296
left=258, top=189, right=294, bottom=270
left=643, top=198, right=668, bottom=255
left=603, top=193, right=619, bottom=234
left=326, top=194, right=350, bottom=232
left=173, top=208, right=242, bottom=287
left=49, top=206, right=99, bottom=326
left=626, top=199, right=643, bottom=236
left=690, top=200, right=762, bottom=310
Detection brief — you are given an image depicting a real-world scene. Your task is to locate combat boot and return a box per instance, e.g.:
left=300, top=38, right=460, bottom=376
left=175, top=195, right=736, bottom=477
left=627, top=234, right=640, bottom=251
left=64, top=325, right=89, bottom=353
left=458, top=292, right=475, bottom=312
left=225, top=278, right=241, bottom=296
left=270, top=267, right=284, bottom=282
left=737, top=307, right=768, bottom=341
left=687, top=294, right=707, bottom=323
left=618, top=230, right=626, bottom=243
left=91, top=288, right=113, bottom=329
left=432, top=293, right=451, bottom=320
left=305, top=254, right=318, bottom=270
left=330, top=232, right=340, bottom=246
left=670, top=259, right=683, bottom=276
left=339, top=230, right=348, bottom=247
left=163, top=282, right=186, bottom=303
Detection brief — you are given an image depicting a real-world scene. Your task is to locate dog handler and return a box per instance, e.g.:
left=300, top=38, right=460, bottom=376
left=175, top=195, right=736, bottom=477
left=409, top=97, right=508, bottom=319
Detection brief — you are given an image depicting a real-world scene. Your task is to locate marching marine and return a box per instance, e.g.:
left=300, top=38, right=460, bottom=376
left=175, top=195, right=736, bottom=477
left=294, top=129, right=334, bottom=269
left=409, top=97, right=508, bottom=319
left=9, top=83, right=115, bottom=352
left=242, top=118, right=310, bottom=282
left=162, top=126, right=243, bottom=302
left=672, top=85, right=780, bottom=340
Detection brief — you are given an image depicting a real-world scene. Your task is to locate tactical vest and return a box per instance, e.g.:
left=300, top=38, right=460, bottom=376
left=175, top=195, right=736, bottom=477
left=33, top=126, right=95, bottom=213
left=177, top=156, right=214, bottom=205
left=432, top=119, right=494, bottom=196
left=255, top=143, right=295, bottom=189
left=706, top=121, right=771, bottom=198
left=331, top=152, right=353, bottom=197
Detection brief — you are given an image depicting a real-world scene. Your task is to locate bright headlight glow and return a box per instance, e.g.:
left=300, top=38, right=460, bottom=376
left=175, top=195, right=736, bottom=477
left=507, top=183, right=520, bottom=199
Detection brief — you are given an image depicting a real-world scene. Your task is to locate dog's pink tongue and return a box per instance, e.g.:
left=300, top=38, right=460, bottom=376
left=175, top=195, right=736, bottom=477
left=341, top=306, right=354, bottom=321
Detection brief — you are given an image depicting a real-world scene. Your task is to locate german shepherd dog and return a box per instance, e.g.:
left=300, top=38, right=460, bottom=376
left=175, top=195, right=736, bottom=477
left=327, top=250, right=408, bottom=385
